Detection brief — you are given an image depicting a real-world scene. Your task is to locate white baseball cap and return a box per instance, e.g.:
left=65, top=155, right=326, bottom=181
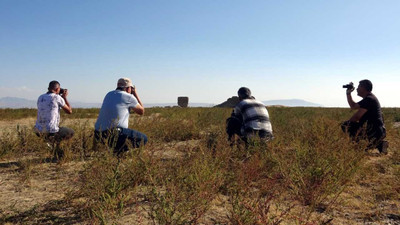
left=117, top=78, right=133, bottom=88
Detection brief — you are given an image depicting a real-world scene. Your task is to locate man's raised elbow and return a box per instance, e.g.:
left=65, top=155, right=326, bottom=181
left=350, top=104, right=360, bottom=110
left=133, top=106, right=144, bottom=115
left=349, top=103, right=359, bottom=110
left=137, top=108, right=145, bottom=115
left=63, top=107, right=72, bottom=114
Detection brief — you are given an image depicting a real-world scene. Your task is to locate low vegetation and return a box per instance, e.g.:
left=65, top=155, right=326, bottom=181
left=0, top=107, right=399, bottom=224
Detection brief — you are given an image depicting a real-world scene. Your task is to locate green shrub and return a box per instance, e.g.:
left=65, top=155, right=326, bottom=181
left=147, top=148, right=224, bottom=224
left=273, top=117, right=365, bottom=209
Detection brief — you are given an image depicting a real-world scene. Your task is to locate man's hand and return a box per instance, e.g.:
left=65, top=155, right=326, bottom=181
left=60, top=89, right=72, bottom=114
left=131, top=86, right=137, bottom=96
left=346, top=82, right=360, bottom=110
left=130, top=86, right=144, bottom=110
left=346, top=82, right=354, bottom=95
left=61, top=89, right=69, bottom=98
left=131, top=88, right=145, bottom=115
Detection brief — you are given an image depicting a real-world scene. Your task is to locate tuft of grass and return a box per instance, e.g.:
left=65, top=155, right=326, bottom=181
left=146, top=147, right=224, bottom=224
left=272, top=116, right=366, bottom=215
left=17, top=159, right=35, bottom=185
left=0, top=131, right=17, bottom=159
left=75, top=144, right=147, bottom=224
left=65, top=119, right=94, bottom=159
left=222, top=137, right=294, bottom=224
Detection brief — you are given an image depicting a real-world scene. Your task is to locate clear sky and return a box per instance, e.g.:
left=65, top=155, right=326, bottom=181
left=1, top=0, right=399, bottom=107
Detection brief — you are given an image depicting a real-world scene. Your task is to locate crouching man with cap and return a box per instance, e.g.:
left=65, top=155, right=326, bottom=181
left=94, top=78, right=148, bottom=154
left=226, top=87, right=273, bottom=145
left=34, top=80, right=74, bottom=160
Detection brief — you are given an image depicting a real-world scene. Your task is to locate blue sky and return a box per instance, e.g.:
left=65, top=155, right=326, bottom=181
left=0, top=0, right=399, bottom=107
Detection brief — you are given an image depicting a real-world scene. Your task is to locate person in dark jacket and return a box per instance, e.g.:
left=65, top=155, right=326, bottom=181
left=341, top=79, right=388, bottom=154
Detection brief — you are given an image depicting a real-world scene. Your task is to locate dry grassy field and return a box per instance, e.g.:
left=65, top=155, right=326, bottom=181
left=0, top=107, right=399, bottom=224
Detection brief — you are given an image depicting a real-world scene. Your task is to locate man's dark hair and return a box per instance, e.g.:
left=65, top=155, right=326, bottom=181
left=48, top=80, right=60, bottom=91
left=238, top=87, right=252, bottom=99
left=359, top=79, right=373, bottom=92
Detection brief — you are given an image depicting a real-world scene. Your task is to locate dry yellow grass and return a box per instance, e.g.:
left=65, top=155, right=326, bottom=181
left=0, top=108, right=399, bottom=224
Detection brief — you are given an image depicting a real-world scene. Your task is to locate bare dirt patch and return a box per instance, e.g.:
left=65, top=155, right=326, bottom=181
left=0, top=157, right=85, bottom=224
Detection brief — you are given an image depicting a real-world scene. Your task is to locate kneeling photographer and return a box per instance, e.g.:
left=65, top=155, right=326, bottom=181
left=226, top=87, right=273, bottom=146
left=34, top=80, right=74, bottom=160
left=94, top=78, right=147, bottom=155
left=341, top=79, right=388, bottom=154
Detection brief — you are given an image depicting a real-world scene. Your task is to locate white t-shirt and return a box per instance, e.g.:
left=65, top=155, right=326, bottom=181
left=35, top=93, right=66, bottom=133
left=95, top=90, right=139, bottom=131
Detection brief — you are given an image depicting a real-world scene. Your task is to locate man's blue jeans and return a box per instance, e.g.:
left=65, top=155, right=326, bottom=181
left=120, top=127, right=148, bottom=148
left=94, top=127, right=148, bottom=154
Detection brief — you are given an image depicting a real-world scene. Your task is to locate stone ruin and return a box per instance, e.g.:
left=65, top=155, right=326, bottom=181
left=214, top=96, right=240, bottom=108
left=177, top=96, right=189, bottom=107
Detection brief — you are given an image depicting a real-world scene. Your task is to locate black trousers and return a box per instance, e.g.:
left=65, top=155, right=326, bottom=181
left=35, top=127, right=74, bottom=159
left=341, top=120, right=386, bottom=149
left=35, top=127, right=75, bottom=143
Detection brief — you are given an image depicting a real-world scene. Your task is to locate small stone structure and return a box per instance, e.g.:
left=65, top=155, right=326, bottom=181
left=178, top=96, right=189, bottom=107
left=214, top=96, right=240, bottom=108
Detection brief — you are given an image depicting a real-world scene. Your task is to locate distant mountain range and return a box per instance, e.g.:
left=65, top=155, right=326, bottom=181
left=0, top=97, right=102, bottom=109
left=0, top=97, right=322, bottom=108
left=0, top=97, right=37, bottom=108
left=215, top=96, right=322, bottom=108
left=262, top=99, right=322, bottom=107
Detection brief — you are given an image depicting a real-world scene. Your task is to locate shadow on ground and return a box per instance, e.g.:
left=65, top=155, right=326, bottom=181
left=1, top=199, right=82, bottom=225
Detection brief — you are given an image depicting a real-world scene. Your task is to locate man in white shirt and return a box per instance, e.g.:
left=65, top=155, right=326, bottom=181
left=94, top=78, right=147, bottom=154
left=35, top=80, right=74, bottom=159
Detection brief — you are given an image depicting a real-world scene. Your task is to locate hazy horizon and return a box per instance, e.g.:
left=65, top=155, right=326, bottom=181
left=0, top=96, right=325, bottom=108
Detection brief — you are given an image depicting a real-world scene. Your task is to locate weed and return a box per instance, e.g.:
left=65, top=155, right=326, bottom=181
left=0, top=131, right=17, bottom=159
left=0, top=107, right=399, bottom=224
left=17, top=159, right=34, bottom=185
left=76, top=144, right=148, bottom=224
left=147, top=148, right=224, bottom=224
left=67, top=119, right=94, bottom=159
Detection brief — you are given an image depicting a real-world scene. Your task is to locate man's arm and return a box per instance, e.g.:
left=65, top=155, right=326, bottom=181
left=61, top=89, right=72, bottom=114
left=131, top=87, right=144, bottom=115
left=349, top=108, right=367, bottom=122
left=346, top=88, right=360, bottom=110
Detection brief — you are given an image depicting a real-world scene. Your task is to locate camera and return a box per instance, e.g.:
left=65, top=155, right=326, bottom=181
left=59, top=88, right=66, bottom=95
left=342, top=83, right=354, bottom=89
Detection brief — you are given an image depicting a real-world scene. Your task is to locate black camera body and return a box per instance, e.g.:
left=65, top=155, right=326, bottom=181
left=342, top=83, right=354, bottom=89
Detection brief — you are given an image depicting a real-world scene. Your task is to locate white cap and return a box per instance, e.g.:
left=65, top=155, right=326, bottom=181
left=117, top=78, right=133, bottom=88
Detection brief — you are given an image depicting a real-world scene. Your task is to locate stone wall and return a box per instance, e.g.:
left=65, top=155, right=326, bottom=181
left=177, top=96, right=189, bottom=107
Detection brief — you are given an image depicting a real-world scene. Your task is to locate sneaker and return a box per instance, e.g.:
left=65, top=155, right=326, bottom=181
left=378, top=141, right=389, bottom=155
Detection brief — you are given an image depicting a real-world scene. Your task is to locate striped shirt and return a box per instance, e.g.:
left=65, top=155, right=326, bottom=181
left=234, top=99, right=272, bottom=134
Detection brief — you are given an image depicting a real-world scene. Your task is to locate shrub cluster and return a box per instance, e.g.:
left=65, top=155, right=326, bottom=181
left=0, top=107, right=399, bottom=224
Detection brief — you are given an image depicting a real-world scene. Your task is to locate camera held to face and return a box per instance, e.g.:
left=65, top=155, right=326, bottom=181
left=342, top=82, right=354, bottom=89
left=59, top=88, right=66, bottom=95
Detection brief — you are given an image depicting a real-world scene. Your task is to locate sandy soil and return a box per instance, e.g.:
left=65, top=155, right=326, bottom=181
left=0, top=158, right=84, bottom=224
